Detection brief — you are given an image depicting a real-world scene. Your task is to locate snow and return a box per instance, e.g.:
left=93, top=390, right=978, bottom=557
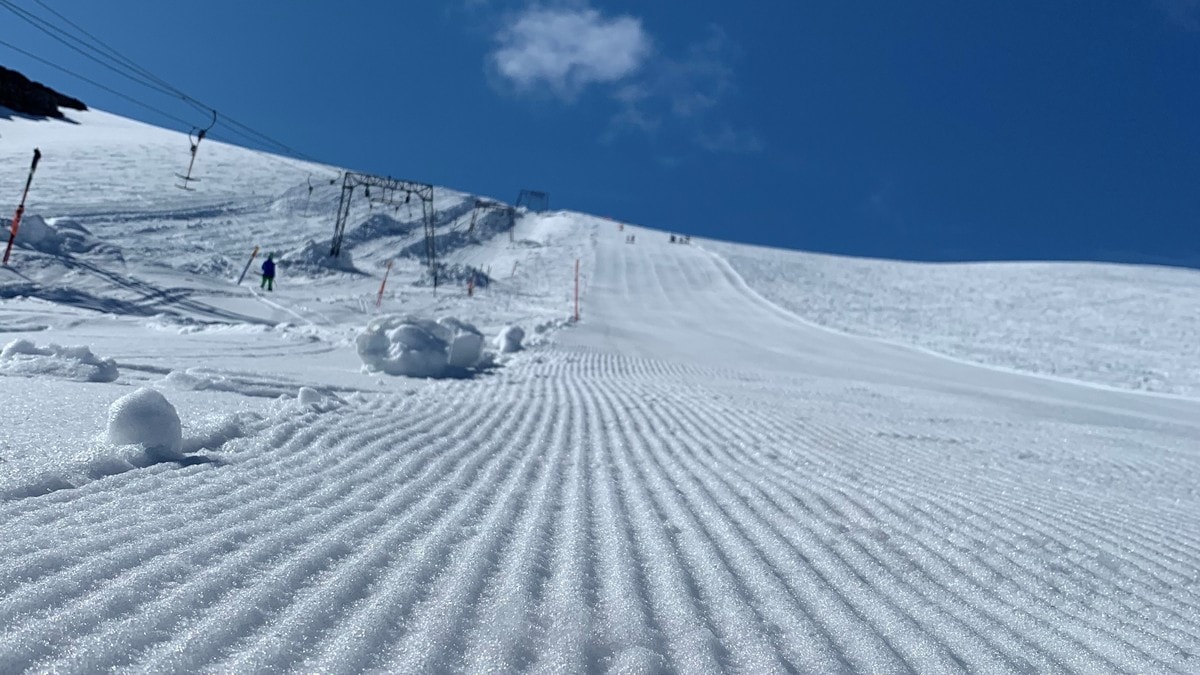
left=494, top=324, right=525, bottom=353
left=104, top=387, right=182, bottom=455
left=356, top=315, right=488, bottom=378
left=0, top=338, right=118, bottom=382
left=1, top=107, right=1200, bottom=673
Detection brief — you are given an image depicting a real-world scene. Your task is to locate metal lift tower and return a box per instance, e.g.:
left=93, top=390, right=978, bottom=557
left=329, top=172, right=436, bottom=271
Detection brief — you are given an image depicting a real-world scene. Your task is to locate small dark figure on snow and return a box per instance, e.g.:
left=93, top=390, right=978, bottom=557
left=261, top=254, right=276, bottom=291
left=669, top=234, right=676, bottom=243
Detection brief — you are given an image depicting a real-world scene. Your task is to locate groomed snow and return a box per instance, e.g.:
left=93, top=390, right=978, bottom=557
left=1, top=108, right=1199, bottom=673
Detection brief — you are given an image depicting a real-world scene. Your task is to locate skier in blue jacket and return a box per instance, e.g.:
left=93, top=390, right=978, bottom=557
left=261, top=254, right=276, bottom=291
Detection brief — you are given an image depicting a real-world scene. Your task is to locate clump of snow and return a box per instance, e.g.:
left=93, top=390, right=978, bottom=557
left=414, top=262, right=490, bottom=288
left=293, top=386, right=345, bottom=412
left=525, top=318, right=572, bottom=347
left=3, top=215, right=119, bottom=257
left=180, top=253, right=235, bottom=277
left=0, top=338, right=119, bottom=382
left=356, top=315, right=489, bottom=377
left=105, top=387, right=182, bottom=456
left=280, top=239, right=362, bottom=275
left=494, top=325, right=525, bottom=353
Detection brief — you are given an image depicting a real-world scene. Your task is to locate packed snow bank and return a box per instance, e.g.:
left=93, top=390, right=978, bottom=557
left=105, top=387, right=183, bottom=455
left=356, top=315, right=491, bottom=377
left=0, top=338, right=118, bottom=382
left=280, top=239, right=362, bottom=275
left=3, top=214, right=119, bottom=257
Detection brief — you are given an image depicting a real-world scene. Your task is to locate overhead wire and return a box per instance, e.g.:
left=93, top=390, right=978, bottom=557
left=26, top=0, right=209, bottom=111
left=0, top=37, right=197, bottom=130
left=0, top=0, right=337, bottom=180
left=0, top=0, right=209, bottom=116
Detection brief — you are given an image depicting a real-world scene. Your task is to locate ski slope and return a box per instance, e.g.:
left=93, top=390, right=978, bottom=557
left=2, top=109, right=1199, bottom=673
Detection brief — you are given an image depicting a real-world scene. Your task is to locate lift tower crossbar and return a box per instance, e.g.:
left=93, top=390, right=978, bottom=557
left=329, top=172, right=436, bottom=270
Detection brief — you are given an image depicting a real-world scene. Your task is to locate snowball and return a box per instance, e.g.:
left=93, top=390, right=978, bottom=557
left=297, top=387, right=324, bottom=406
left=355, top=315, right=487, bottom=378
left=0, top=339, right=119, bottom=382
left=105, top=388, right=183, bottom=455
left=494, top=325, right=525, bottom=353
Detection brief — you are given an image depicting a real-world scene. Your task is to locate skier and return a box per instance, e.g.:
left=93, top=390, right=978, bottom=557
left=260, top=254, right=276, bottom=291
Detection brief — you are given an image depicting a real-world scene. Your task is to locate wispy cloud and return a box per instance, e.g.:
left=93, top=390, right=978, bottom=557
left=696, top=125, right=763, bottom=155
left=1154, top=0, right=1200, bottom=29
left=608, top=25, right=761, bottom=154
left=488, top=5, right=759, bottom=155
left=490, top=6, right=651, bottom=99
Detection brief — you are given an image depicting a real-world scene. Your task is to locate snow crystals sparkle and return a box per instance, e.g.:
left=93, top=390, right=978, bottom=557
left=1, top=108, right=1198, bottom=674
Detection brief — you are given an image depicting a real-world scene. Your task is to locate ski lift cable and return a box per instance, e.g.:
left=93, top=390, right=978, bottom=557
left=8, top=0, right=213, bottom=120
left=27, top=0, right=205, bottom=109
left=0, top=35, right=327, bottom=189
left=0, top=0, right=207, bottom=114
left=4, top=2, right=340, bottom=186
left=3, top=0, right=323, bottom=167
left=0, top=38, right=198, bottom=130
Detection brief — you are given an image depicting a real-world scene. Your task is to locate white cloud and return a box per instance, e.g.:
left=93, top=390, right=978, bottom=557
left=609, top=25, right=763, bottom=155
left=491, top=7, right=651, bottom=99
left=488, top=8, right=760, bottom=155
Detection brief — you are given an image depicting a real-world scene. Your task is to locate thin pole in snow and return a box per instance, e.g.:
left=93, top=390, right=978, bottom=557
left=3, top=148, right=42, bottom=266
left=376, top=259, right=393, bottom=309
left=236, top=246, right=260, bottom=285
left=573, top=258, right=580, bottom=322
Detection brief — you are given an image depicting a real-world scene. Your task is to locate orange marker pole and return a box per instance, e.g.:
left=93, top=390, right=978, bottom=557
left=376, top=259, right=393, bottom=309
left=3, top=148, right=42, bottom=265
left=236, top=246, right=260, bottom=285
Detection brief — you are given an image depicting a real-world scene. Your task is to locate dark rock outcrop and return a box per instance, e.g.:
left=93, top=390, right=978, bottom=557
left=0, top=65, right=87, bottom=118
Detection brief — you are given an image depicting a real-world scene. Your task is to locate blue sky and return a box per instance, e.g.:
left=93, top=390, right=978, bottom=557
left=3, top=0, right=1199, bottom=264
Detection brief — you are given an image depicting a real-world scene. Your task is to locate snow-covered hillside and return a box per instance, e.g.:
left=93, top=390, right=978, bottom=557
left=2, top=108, right=1199, bottom=673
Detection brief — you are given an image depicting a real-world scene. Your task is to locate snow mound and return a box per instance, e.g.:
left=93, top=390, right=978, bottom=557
left=356, top=315, right=489, bottom=378
left=280, top=239, right=362, bottom=275
left=0, top=338, right=119, bottom=382
left=494, top=325, right=525, bottom=353
left=180, top=253, right=235, bottom=278
left=4, top=215, right=119, bottom=257
left=105, top=387, right=182, bottom=456
left=415, top=262, right=491, bottom=288
left=294, top=386, right=345, bottom=412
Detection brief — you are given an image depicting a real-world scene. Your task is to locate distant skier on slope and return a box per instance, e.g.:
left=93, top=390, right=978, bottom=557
left=260, top=254, right=276, bottom=291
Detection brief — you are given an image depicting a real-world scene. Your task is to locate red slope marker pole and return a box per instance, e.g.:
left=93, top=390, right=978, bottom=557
left=236, top=246, right=260, bottom=285
left=376, top=259, right=393, bottom=309
left=573, top=258, right=580, bottom=322
left=3, top=148, right=43, bottom=265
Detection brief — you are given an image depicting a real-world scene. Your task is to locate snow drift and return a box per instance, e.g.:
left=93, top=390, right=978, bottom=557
left=0, top=338, right=118, bottom=382
left=3, top=214, right=119, bottom=258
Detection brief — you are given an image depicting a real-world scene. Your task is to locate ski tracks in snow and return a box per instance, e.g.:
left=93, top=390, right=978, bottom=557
left=1, top=347, right=1199, bottom=672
